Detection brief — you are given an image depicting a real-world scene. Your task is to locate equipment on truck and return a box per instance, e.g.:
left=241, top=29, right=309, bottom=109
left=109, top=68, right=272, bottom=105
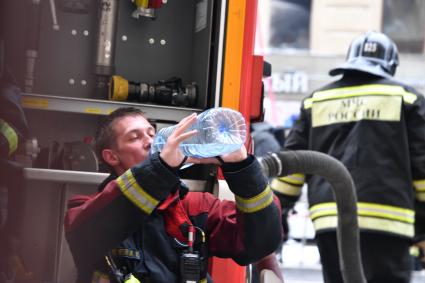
left=109, top=75, right=197, bottom=107
left=131, top=0, right=165, bottom=19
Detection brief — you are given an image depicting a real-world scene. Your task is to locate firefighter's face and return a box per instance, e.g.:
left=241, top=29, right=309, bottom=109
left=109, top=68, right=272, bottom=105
left=105, top=115, right=155, bottom=175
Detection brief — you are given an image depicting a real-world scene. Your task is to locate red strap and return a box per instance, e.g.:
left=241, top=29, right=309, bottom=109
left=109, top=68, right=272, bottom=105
left=157, top=190, right=179, bottom=211
left=159, top=190, right=193, bottom=243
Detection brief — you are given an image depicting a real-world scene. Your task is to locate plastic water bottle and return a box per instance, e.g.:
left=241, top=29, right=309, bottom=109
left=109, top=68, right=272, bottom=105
left=151, top=107, right=246, bottom=158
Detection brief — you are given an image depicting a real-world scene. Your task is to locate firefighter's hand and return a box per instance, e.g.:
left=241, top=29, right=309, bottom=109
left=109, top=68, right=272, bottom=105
left=417, top=240, right=425, bottom=264
left=187, top=145, right=248, bottom=165
left=160, top=113, right=198, bottom=168
left=219, top=145, right=248, bottom=163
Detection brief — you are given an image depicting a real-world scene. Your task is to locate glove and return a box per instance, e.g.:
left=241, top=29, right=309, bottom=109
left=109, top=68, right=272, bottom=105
left=417, top=240, right=425, bottom=266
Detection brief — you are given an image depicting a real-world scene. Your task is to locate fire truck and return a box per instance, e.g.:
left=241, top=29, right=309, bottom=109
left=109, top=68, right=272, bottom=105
left=2, top=0, right=269, bottom=282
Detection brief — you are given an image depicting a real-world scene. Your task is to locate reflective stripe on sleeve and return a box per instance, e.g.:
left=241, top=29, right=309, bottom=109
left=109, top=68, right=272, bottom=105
left=270, top=174, right=305, bottom=196
left=303, top=84, right=417, bottom=109
left=0, top=119, right=18, bottom=155
left=235, top=186, right=274, bottom=213
left=310, top=202, right=415, bottom=237
left=116, top=170, right=160, bottom=214
left=413, top=179, right=425, bottom=201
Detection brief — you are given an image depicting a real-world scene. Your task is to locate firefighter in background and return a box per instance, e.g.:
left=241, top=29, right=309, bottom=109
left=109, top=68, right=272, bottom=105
left=249, top=122, right=286, bottom=282
left=0, top=0, right=32, bottom=279
left=0, top=48, right=33, bottom=283
left=251, top=123, right=289, bottom=253
left=270, top=31, right=425, bottom=283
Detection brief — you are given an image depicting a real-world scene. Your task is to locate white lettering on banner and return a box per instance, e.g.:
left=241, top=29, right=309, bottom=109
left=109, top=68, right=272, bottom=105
left=312, top=95, right=402, bottom=127
left=265, top=72, right=309, bottom=94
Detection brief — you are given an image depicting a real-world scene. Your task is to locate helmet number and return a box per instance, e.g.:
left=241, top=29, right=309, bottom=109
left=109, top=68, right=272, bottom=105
left=363, top=42, right=377, bottom=53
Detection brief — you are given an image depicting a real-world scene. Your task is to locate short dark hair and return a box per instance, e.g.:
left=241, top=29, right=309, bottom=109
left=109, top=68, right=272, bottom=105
left=95, top=107, right=145, bottom=165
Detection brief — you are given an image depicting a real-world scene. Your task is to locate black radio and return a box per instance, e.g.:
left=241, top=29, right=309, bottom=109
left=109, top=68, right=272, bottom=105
left=180, top=251, right=202, bottom=283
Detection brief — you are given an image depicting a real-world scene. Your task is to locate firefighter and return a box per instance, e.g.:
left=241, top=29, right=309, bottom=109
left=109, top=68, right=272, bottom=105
left=270, top=31, right=425, bottom=283
left=0, top=42, right=31, bottom=282
left=64, top=107, right=283, bottom=283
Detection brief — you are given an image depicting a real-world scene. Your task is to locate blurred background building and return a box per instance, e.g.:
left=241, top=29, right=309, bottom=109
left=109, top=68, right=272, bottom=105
left=256, top=0, right=425, bottom=128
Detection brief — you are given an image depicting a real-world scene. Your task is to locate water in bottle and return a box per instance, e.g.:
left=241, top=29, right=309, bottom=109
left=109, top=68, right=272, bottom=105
left=151, top=107, right=246, bottom=158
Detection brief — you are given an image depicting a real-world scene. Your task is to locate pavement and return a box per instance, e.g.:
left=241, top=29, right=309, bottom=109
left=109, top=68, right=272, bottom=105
left=278, top=240, right=425, bottom=283
left=280, top=268, right=425, bottom=283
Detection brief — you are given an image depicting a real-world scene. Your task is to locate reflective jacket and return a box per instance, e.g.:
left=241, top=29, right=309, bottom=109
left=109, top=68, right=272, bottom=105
left=0, top=80, right=28, bottom=159
left=65, top=153, right=282, bottom=283
left=0, top=79, right=29, bottom=250
left=271, top=72, right=425, bottom=241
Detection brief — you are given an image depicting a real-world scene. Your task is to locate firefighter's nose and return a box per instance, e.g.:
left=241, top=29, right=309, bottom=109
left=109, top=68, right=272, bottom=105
left=144, top=135, right=153, bottom=149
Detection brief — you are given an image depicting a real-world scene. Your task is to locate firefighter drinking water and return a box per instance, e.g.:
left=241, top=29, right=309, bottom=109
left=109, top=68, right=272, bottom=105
left=64, top=107, right=283, bottom=283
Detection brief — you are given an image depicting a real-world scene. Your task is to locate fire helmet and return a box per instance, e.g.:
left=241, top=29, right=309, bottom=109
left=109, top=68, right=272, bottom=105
left=329, top=31, right=399, bottom=78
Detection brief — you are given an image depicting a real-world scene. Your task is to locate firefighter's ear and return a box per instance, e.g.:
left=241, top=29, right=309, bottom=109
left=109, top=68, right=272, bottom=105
left=102, top=149, right=120, bottom=167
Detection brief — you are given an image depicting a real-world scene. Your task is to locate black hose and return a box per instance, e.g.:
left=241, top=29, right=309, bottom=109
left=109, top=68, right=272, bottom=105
left=259, top=150, right=367, bottom=283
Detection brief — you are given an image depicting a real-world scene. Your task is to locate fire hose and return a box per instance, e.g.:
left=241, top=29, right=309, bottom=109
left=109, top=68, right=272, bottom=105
left=258, top=150, right=367, bottom=283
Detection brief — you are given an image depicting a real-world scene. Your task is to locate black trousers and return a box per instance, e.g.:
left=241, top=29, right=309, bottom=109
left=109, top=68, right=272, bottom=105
left=316, top=232, right=412, bottom=283
left=0, top=158, right=25, bottom=239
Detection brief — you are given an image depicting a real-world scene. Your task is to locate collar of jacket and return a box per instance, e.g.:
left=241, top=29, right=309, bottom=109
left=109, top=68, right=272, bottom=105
left=157, top=182, right=192, bottom=243
left=157, top=181, right=189, bottom=211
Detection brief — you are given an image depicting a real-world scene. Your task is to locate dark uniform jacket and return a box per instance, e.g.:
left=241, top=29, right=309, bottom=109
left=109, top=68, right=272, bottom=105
left=0, top=79, right=28, bottom=224
left=270, top=72, right=425, bottom=242
left=0, top=79, right=28, bottom=160
left=65, top=153, right=282, bottom=283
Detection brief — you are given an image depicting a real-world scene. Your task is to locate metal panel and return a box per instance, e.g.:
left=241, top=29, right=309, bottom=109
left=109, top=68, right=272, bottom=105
left=31, top=0, right=215, bottom=109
